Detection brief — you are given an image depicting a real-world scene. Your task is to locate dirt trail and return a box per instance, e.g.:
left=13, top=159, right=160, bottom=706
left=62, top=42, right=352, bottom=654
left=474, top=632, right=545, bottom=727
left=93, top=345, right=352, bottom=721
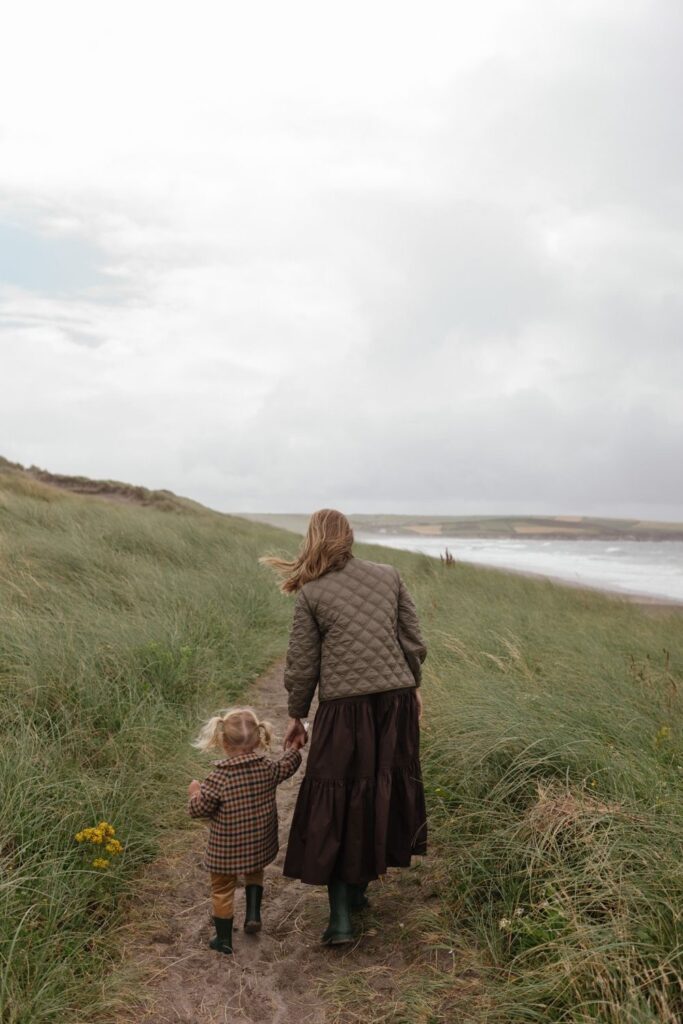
left=112, top=657, right=450, bottom=1024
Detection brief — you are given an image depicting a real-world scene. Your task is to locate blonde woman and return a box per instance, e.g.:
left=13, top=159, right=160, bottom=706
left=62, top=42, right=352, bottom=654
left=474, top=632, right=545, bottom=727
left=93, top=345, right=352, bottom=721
left=259, top=509, right=427, bottom=945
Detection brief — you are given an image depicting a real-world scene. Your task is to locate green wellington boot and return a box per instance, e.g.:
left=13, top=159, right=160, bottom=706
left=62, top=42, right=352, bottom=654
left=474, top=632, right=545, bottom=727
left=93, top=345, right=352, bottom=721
left=348, top=882, right=370, bottom=911
left=209, top=916, right=234, bottom=955
left=244, top=884, right=263, bottom=933
left=321, top=879, right=355, bottom=945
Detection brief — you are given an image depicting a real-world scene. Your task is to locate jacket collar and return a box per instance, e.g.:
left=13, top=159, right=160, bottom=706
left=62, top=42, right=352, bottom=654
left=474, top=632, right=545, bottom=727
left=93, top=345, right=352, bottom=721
left=214, top=751, right=264, bottom=768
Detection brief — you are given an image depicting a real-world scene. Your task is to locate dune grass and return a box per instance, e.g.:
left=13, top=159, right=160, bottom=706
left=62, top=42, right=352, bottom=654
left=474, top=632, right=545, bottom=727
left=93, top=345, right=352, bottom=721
left=331, top=544, right=682, bottom=1023
left=0, top=471, right=299, bottom=1023
left=2, top=470, right=681, bottom=1023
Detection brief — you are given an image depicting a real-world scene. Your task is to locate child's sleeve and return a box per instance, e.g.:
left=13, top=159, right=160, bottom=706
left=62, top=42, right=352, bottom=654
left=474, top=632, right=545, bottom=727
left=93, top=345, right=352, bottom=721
left=188, top=769, right=223, bottom=818
left=270, top=748, right=302, bottom=784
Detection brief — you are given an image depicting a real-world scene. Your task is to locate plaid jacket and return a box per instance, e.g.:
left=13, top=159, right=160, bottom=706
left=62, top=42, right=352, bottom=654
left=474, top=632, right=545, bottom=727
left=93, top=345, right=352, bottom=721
left=188, top=749, right=302, bottom=875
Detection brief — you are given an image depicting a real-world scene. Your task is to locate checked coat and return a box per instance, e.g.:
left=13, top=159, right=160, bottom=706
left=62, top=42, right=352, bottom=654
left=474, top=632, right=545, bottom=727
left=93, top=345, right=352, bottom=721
left=188, top=748, right=302, bottom=874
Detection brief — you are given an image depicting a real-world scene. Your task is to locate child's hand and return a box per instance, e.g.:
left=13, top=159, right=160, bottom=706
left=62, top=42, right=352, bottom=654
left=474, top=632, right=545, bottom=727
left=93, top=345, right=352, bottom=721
left=188, top=779, right=201, bottom=798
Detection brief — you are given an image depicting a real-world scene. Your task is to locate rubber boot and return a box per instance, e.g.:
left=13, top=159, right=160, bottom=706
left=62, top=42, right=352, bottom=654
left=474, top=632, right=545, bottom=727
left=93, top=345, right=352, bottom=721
left=209, top=916, right=234, bottom=955
left=321, top=879, right=354, bottom=945
left=348, top=882, right=370, bottom=911
left=244, top=884, right=263, bottom=933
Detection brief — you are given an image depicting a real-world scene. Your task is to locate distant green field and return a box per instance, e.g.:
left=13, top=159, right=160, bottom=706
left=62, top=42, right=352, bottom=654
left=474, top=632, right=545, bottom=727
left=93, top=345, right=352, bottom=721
left=241, top=511, right=683, bottom=541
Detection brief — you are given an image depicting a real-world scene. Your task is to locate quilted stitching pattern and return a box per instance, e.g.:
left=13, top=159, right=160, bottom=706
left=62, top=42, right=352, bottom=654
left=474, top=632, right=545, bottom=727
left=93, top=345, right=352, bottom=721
left=283, top=556, right=427, bottom=718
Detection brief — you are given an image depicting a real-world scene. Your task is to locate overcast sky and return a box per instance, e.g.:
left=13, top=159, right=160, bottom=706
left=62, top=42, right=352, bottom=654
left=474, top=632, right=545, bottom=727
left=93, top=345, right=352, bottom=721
left=1, top=1, right=682, bottom=519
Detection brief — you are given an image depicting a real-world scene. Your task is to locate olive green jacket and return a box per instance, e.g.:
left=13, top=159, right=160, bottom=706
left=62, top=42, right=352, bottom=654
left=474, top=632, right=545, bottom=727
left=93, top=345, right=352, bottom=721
left=283, top=555, right=427, bottom=719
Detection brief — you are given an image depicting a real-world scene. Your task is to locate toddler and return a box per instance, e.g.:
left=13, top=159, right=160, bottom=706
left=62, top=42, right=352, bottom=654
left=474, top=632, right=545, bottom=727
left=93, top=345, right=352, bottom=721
left=188, top=706, right=303, bottom=955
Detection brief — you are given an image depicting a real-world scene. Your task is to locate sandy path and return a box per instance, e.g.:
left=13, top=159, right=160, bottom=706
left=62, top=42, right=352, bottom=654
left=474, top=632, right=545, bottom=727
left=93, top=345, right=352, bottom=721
left=111, top=659, right=481, bottom=1019
left=113, top=657, right=329, bottom=1023
left=112, top=657, right=445, bottom=1024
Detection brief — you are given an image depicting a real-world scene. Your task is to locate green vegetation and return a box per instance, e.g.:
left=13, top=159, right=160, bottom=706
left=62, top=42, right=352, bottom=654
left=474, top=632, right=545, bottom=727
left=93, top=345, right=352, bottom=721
left=339, top=545, right=683, bottom=1023
left=0, top=467, right=299, bottom=1023
left=2, top=462, right=681, bottom=1023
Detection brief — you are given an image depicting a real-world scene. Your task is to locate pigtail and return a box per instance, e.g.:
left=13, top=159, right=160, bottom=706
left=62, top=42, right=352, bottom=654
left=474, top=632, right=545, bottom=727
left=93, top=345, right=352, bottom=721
left=192, top=708, right=275, bottom=754
left=257, top=720, right=273, bottom=750
left=191, top=714, right=225, bottom=752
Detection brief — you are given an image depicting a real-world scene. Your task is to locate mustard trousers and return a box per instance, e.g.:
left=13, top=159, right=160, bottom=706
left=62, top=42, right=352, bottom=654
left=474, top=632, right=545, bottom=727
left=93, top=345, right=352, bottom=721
left=210, top=870, right=264, bottom=918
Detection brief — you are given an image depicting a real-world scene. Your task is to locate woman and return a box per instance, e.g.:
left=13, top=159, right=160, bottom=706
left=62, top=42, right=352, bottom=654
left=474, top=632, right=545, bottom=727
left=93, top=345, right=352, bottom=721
left=259, top=508, right=427, bottom=945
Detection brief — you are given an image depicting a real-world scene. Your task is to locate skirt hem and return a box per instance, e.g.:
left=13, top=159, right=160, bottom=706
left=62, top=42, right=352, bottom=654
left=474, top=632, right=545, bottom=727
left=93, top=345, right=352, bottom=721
left=283, top=687, right=428, bottom=886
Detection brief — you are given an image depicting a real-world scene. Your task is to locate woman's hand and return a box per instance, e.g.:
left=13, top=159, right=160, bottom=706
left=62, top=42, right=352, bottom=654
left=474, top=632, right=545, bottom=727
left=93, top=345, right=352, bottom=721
left=414, top=688, right=423, bottom=720
left=188, top=779, right=201, bottom=798
left=284, top=717, right=308, bottom=751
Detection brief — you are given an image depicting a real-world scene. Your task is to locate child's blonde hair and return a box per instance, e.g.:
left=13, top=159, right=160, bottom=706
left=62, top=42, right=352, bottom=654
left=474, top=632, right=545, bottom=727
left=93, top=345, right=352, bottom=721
left=192, top=707, right=273, bottom=755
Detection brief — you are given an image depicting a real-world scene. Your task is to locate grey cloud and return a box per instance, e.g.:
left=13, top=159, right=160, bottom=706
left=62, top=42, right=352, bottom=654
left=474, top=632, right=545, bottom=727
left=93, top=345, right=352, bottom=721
left=1, top=2, right=682, bottom=520
left=329, top=197, right=559, bottom=345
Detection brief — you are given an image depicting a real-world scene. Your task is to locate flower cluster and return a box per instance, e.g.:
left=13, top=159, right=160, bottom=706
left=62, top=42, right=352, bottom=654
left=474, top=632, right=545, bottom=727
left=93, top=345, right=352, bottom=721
left=654, top=724, right=670, bottom=748
left=74, top=821, right=123, bottom=869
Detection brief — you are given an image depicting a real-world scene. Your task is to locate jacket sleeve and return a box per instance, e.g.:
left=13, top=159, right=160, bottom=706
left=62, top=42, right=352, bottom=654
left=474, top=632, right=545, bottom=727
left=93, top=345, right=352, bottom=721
left=396, top=571, right=427, bottom=686
left=283, top=588, right=322, bottom=718
left=188, top=768, right=223, bottom=819
left=270, top=748, right=303, bottom=784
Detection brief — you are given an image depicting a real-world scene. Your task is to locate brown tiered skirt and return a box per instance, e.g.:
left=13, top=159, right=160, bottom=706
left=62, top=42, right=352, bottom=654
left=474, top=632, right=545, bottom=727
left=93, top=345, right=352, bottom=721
left=283, top=686, right=427, bottom=885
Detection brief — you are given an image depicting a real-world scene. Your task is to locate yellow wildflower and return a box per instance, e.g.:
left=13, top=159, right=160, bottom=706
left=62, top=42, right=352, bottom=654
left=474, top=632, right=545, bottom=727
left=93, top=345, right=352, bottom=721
left=105, top=839, right=123, bottom=856
left=92, top=858, right=110, bottom=869
left=75, top=822, right=118, bottom=847
left=654, top=725, right=671, bottom=748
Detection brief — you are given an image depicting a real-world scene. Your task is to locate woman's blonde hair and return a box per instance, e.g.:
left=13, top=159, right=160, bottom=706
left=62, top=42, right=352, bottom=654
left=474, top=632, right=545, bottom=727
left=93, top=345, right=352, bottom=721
left=192, top=707, right=273, bottom=754
left=258, top=508, right=354, bottom=594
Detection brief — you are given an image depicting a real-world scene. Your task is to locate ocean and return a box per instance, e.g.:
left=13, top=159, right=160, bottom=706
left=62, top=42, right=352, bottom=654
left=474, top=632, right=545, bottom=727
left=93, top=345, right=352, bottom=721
left=353, top=533, right=683, bottom=604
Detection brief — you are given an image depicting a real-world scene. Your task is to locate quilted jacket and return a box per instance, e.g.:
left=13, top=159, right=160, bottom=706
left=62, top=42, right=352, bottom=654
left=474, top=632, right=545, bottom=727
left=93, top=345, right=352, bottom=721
left=283, top=555, right=427, bottom=719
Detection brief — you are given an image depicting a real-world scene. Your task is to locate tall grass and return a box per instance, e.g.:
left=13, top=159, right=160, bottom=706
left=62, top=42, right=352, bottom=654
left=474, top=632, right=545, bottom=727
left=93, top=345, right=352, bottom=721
left=358, top=546, right=682, bottom=1023
left=0, top=472, right=299, bottom=1023
left=3, top=473, right=681, bottom=1023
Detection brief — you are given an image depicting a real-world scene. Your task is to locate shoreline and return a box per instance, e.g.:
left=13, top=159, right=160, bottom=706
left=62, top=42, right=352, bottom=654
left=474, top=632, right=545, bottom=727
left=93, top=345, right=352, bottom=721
left=476, top=561, right=683, bottom=612
left=352, top=533, right=683, bottom=612
left=240, top=514, right=683, bottom=612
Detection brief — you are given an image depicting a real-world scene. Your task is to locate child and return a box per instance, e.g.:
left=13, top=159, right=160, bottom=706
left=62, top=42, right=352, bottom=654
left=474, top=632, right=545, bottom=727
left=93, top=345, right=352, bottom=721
left=187, top=706, right=303, bottom=955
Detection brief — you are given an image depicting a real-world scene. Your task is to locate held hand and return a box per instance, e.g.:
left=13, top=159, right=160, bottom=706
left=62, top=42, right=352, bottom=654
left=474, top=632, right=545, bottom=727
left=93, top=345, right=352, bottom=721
left=414, top=688, right=423, bottom=720
left=285, top=736, right=305, bottom=751
left=283, top=717, right=308, bottom=751
left=188, top=779, right=201, bottom=798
